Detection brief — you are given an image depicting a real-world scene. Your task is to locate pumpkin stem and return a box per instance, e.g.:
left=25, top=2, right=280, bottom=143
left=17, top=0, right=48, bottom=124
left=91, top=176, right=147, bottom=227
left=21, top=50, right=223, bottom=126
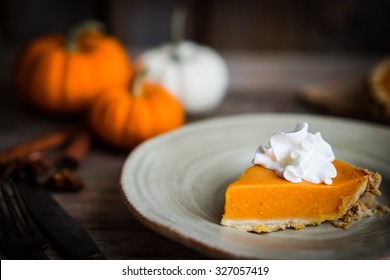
left=66, top=20, right=106, bottom=51
left=170, top=6, right=187, bottom=61
left=131, top=68, right=148, bottom=97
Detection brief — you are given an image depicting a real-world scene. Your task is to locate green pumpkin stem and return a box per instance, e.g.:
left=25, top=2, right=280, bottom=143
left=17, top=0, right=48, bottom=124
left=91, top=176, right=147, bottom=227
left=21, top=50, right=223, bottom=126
left=66, top=20, right=105, bottom=51
left=170, top=6, right=187, bottom=61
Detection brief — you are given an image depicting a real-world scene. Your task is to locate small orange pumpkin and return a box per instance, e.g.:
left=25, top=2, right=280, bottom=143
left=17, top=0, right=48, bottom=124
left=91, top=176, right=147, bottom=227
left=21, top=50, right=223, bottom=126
left=14, top=21, right=132, bottom=114
left=88, top=71, right=185, bottom=149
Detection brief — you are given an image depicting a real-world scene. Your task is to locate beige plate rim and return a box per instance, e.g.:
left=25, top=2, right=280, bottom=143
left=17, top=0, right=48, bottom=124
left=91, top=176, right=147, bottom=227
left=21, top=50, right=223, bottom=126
left=120, top=113, right=390, bottom=259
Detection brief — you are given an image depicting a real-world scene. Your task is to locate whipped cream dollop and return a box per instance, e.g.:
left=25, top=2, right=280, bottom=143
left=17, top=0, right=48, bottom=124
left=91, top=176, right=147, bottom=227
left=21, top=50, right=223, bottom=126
left=253, top=122, right=337, bottom=184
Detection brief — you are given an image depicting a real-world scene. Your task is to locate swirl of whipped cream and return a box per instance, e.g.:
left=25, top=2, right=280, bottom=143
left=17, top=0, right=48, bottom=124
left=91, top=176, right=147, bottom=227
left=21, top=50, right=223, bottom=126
left=253, top=122, right=337, bottom=184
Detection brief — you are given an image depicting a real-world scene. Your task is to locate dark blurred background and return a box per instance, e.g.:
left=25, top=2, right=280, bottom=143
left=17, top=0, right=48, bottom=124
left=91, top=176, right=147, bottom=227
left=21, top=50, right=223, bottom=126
left=1, top=0, right=390, bottom=53
left=1, top=0, right=390, bottom=123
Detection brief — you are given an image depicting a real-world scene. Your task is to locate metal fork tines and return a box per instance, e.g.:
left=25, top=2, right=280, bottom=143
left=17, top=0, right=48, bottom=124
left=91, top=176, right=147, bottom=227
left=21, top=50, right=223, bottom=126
left=0, top=180, right=49, bottom=259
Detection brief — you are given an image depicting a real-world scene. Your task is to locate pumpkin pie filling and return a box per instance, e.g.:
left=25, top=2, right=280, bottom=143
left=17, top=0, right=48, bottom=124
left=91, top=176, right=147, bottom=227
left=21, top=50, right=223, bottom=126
left=221, top=122, right=388, bottom=233
left=221, top=160, right=387, bottom=232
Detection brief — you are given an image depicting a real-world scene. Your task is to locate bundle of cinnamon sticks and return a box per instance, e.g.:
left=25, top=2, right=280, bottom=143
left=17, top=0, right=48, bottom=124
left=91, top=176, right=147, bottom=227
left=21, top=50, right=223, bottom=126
left=0, top=129, right=92, bottom=192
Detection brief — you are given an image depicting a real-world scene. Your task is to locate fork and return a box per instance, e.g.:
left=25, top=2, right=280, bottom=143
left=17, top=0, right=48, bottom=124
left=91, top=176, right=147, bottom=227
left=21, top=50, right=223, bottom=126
left=0, top=179, right=49, bottom=259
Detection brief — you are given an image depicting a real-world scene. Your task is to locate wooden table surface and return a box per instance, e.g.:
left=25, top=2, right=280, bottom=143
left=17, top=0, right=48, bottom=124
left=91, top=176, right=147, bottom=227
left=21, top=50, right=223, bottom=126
left=0, top=50, right=385, bottom=259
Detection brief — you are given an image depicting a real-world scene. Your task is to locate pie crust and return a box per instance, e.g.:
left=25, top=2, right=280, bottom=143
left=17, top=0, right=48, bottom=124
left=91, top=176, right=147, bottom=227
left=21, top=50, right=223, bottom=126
left=221, top=160, right=388, bottom=233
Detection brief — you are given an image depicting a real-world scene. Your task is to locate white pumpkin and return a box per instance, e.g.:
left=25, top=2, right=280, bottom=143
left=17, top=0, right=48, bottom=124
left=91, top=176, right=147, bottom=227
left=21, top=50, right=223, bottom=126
left=137, top=40, right=229, bottom=114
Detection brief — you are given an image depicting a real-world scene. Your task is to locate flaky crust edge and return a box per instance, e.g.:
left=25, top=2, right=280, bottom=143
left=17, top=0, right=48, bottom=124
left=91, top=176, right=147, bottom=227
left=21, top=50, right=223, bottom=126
left=332, top=169, right=389, bottom=229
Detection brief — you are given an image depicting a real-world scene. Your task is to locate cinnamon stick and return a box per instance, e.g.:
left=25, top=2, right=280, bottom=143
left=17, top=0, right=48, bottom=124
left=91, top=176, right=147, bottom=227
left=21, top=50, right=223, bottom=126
left=60, top=130, right=91, bottom=169
left=0, top=130, right=72, bottom=165
left=0, top=151, right=53, bottom=180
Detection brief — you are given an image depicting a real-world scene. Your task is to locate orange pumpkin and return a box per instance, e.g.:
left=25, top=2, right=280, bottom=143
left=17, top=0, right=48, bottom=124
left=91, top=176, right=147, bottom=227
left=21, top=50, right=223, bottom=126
left=14, top=21, right=132, bottom=114
left=88, top=73, right=185, bottom=149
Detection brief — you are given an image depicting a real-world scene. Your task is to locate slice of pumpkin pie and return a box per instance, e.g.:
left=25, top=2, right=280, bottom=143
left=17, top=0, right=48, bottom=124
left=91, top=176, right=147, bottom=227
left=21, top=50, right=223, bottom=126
left=221, top=122, right=388, bottom=233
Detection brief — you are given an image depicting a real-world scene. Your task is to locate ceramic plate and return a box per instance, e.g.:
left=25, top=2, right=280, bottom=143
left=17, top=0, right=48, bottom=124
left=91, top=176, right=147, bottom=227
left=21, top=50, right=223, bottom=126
left=120, top=113, right=390, bottom=259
